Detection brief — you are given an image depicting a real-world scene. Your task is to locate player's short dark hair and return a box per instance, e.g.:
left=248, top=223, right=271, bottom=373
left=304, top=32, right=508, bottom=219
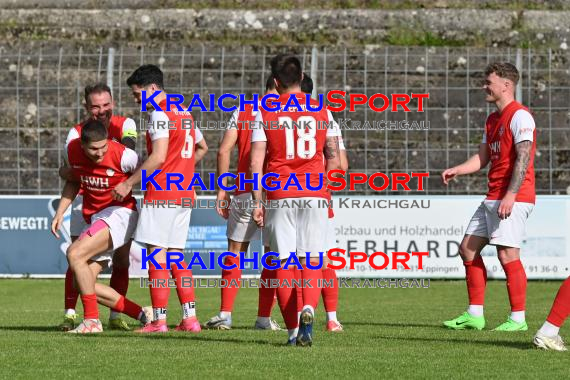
left=485, top=62, right=519, bottom=85
left=81, top=119, right=108, bottom=144
left=126, top=64, right=164, bottom=89
left=300, top=72, right=313, bottom=94
left=265, top=74, right=276, bottom=91
left=84, top=83, right=112, bottom=105
left=270, top=54, right=302, bottom=89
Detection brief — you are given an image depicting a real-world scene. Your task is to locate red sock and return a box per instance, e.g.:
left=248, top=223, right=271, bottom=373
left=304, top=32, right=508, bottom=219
left=64, top=267, right=79, bottom=310
left=292, top=267, right=305, bottom=314
left=171, top=262, right=195, bottom=304
left=149, top=263, right=171, bottom=308
left=546, top=277, right=570, bottom=327
left=275, top=267, right=298, bottom=330
left=81, top=294, right=99, bottom=320
left=113, top=295, right=142, bottom=320
left=503, top=259, right=527, bottom=312
left=221, top=255, right=242, bottom=312
left=464, top=255, right=487, bottom=305
left=110, top=267, right=130, bottom=312
left=321, top=268, right=338, bottom=312
left=301, top=263, right=323, bottom=310
left=258, top=268, right=277, bottom=317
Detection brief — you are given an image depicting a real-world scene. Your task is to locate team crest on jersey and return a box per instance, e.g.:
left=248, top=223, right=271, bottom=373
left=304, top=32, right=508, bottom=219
left=106, top=169, right=115, bottom=177
left=498, top=125, right=505, bottom=136
left=111, top=137, right=118, bottom=142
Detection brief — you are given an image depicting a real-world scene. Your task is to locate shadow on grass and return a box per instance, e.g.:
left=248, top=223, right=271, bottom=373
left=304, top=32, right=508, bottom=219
left=0, top=325, right=287, bottom=347
left=344, top=321, right=441, bottom=329
left=372, top=334, right=532, bottom=350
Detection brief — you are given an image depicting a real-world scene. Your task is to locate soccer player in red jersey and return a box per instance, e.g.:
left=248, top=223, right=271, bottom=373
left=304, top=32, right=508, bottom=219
left=442, top=63, right=536, bottom=331
left=113, top=64, right=208, bottom=333
left=250, top=54, right=341, bottom=346
left=204, top=76, right=282, bottom=331
left=300, top=73, right=349, bottom=333
left=58, top=83, right=137, bottom=331
left=51, top=120, right=150, bottom=334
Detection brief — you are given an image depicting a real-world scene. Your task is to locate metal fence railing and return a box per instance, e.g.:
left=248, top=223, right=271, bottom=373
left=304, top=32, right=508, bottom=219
left=0, top=45, right=569, bottom=195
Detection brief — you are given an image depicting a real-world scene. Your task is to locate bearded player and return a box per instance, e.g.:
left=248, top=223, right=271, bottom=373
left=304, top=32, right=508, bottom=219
left=251, top=54, right=341, bottom=346
left=442, top=62, right=536, bottom=332
left=113, top=64, right=208, bottom=333
left=58, top=83, right=137, bottom=331
left=204, top=76, right=282, bottom=331
left=52, top=120, right=150, bottom=333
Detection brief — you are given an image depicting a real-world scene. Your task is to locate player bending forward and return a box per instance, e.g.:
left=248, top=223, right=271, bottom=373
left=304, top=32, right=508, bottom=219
left=59, top=83, right=137, bottom=331
left=251, top=54, right=341, bottom=346
left=442, top=62, right=536, bottom=332
left=52, top=120, right=151, bottom=333
left=204, top=75, right=282, bottom=331
left=114, top=64, right=208, bottom=333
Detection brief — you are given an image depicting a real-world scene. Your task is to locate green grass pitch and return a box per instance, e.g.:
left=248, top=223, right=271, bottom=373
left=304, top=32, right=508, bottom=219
left=1, top=279, right=570, bottom=378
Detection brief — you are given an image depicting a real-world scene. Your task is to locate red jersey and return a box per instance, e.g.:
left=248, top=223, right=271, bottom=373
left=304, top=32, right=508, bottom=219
left=252, top=92, right=336, bottom=200
left=65, top=115, right=137, bottom=196
left=66, top=115, right=134, bottom=146
left=232, top=104, right=257, bottom=195
left=67, top=139, right=138, bottom=223
left=144, top=99, right=202, bottom=204
left=485, top=101, right=536, bottom=203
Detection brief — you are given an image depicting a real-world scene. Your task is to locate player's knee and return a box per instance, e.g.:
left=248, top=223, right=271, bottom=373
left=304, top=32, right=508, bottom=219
left=458, top=241, right=474, bottom=260
left=67, top=245, right=85, bottom=266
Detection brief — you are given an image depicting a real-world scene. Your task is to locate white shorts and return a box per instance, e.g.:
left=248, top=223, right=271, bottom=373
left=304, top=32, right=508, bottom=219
left=265, top=197, right=328, bottom=260
left=465, top=200, right=534, bottom=248
left=70, top=194, right=88, bottom=237
left=134, top=205, right=192, bottom=249
left=82, top=206, right=138, bottom=262
left=226, top=193, right=260, bottom=243
left=326, top=217, right=337, bottom=251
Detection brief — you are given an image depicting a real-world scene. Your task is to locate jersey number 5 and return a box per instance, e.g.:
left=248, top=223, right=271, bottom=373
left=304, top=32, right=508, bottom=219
left=280, top=116, right=317, bottom=160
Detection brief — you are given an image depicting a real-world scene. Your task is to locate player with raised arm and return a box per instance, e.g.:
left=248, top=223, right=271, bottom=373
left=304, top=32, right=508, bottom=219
left=250, top=54, right=341, bottom=346
left=442, top=63, right=536, bottom=331
left=59, top=83, right=137, bottom=331
left=113, top=64, right=208, bottom=333
left=301, top=73, right=349, bottom=333
left=204, top=76, right=282, bottom=331
left=51, top=120, right=150, bottom=333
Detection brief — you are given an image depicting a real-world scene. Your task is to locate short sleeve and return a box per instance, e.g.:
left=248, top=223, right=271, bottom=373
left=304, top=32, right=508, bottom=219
left=147, top=111, right=170, bottom=141
left=65, top=128, right=80, bottom=150
left=326, top=110, right=341, bottom=137
left=122, top=118, right=138, bottom=140
left=251, top=111, right=267, bottom=142
left=120, top=148, right=139, bottom=173
left=510, top=109, right=535, bottom=143
left=194, top=125, right=203, bottom=144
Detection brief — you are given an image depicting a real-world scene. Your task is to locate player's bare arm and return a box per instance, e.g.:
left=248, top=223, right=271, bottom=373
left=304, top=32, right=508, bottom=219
left=58, top=165, right=75, bottom=181
left=442, top=143, right=490, bottom=185
left=112, top=137, right=168, bottom=201
left=216, top=128, right=238, bottom=219
left=340, top=149, right=349, bottom=172
left=194, top=137, right=208, bottom=165
left=51, top=180, right=80, bottom=238
left=497, top=140, right=532, bottom=219
left=120, top=136, right=136, bottom=150
left=250, top=140, right=267, bottom=227
left=325, top=135, right=341, bottom=172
